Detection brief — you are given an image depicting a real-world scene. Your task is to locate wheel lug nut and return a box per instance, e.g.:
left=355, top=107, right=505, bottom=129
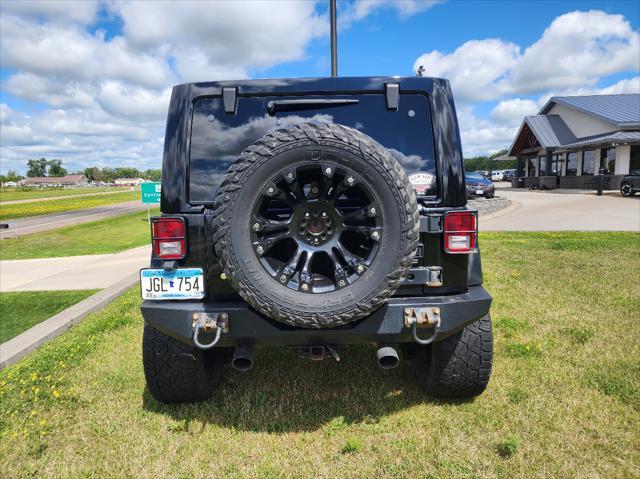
left=370, top=207, right=376, bottom=215
left=325, top=167, right=332, bottom=175
left=280, top=275, right=287, bottom=283
left=267, top=187, right=274, bottom=194
left=256, top=245, right=264, bottom=253
left=356, top=264, right=364, bottom=273
left=338, top=279, right=346, bottom=287
left=314, top=238, right=319, bottom=244
left=286, top=172, right=294, bottom=180
left=301, top=283, right=309, bottom=291
left=371, top=231, right=380, bottom=240
left=347, top=177, right=354, bottom=184
left=305, top=212, right=310, bottom=218
left=253, top=223, right=260, bottom=231
left=321, top=212, right=327, bottom=218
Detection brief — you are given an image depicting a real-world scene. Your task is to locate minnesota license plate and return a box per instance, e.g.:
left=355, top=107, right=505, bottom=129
left=140, top=268, right=205, bottom=300
left=475, top=189, right=484, bottom=195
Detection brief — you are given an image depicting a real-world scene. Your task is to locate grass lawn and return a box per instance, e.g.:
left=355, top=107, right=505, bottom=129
left=0, top=290, right=98, bottom=343
left=0, top=208, right=159, bottom=260
left=0, top=190, right=140, bottom=221
left=0, top=187, right=125, bottom=203
left=0, top=232, right=638, bottom=478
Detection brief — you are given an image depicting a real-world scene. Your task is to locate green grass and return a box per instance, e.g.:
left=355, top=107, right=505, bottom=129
left=0, top=290, right=98, bottom=343
left=0, top=190, right=140, bottom=221
left=0, top=232, right=639, bottom=478
left=0, top=208, right=159, bottom=260
left=0, top=187, right=124, bottom=203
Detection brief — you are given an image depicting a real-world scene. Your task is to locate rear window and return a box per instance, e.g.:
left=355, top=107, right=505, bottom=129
left=189, top=93, right=437, bottom=203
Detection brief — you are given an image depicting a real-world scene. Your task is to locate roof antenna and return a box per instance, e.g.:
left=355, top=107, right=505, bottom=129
left=417, top=65, right=425, bottom=77
left=330, top=0, right=338, bottom=77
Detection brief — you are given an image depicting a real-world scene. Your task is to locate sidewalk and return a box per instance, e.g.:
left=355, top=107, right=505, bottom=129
left=0, top=245, right=150, bottom=292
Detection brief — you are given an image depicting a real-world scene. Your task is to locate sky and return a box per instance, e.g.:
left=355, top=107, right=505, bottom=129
left=1, top=0, right=639, bottom=175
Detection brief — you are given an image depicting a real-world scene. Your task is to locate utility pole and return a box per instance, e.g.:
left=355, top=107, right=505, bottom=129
left=330, top=0, right=338, bottom=77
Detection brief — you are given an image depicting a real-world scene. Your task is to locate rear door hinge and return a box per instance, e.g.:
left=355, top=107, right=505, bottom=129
left=222, top=87, right=238, bottom=114
left=385, top=83, right=400, bottom=110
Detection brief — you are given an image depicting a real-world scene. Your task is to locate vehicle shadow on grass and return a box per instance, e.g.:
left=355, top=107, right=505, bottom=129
left=142, top=344, right=473, bottom=433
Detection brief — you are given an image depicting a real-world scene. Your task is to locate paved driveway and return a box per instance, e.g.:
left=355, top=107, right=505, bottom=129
left=482, top=189, right=640, bottom=231
left=0, top=201, right=147, bottom=239
left=0, top=245, right=150, bottom=292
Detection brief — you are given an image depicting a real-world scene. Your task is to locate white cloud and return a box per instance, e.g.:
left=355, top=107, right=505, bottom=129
left=414, top=39, right=520, bottom=102
left=489, top=99, right=538, bottom=126
left=0, top=0, right=99, bottom=24
left=114, top=1, right=326, bottom=82
left=414, top=10, right=640, bottom=102
left=348, top=0, right=443, bottom=21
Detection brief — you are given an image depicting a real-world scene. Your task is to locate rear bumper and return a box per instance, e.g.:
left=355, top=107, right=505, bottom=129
left=140, top=285, right=492, bottom=347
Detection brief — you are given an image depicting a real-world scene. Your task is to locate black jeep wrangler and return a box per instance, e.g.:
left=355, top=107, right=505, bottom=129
left=140, top=76, right=493, bottom=403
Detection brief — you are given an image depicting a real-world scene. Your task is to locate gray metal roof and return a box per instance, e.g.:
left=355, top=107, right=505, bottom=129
left=557, top=130, right=640, bottom=150
left=539, top=94, right=640, bottom=126
left=524, top=115, right=577, bottom=148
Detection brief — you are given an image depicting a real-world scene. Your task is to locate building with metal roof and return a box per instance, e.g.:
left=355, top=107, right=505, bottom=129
left=508, top=93, right=640, bottom=190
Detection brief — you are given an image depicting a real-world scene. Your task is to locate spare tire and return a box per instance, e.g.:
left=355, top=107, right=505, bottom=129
left=212, top=123, right=419, bottom=328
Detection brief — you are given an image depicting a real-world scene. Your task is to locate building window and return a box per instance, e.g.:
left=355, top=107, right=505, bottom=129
left=600, top=147, right=616, bottom=174
left=551, top=153, right=563, bottom=176
left=582, top=150, right=596, bottom=175
left=538, top=155, right=547, bottom=176
left=566, top=152, right=578, bottom=176
left=528, top=158, right=536, bottom=176
left=631, top=145, right=640, bottom=173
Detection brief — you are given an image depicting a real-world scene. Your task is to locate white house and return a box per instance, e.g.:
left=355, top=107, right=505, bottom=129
left=21, top=175, right=89, bottom=187
left=114, top=177, right=146, bottom=186
left=508, top=94, right=640, bottom=189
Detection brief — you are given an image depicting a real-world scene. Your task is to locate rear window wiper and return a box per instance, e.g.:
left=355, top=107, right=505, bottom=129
left=267, top=98, right=359, bottom=116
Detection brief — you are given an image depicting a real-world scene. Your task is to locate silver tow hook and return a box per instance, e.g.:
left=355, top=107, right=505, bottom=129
left=192, top=312, right=229, bottom=349
left=404, top=307, right=441, bottom=345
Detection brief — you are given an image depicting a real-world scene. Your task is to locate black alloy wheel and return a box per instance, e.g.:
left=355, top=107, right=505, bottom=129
left=250, top=162, right=382, bottom=294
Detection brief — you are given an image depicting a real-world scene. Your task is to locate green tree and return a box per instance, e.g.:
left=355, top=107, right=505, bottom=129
left=47, top=160, right=67, bottom=177
left=143, top=169, right=162, bottom=182
left=101, top=168, right=116, bottom=182
left=26, top=158, right=48, bottom=177
left=113, top=167, right=140, bottom=179
left=84, top=167, right=103, bottom=182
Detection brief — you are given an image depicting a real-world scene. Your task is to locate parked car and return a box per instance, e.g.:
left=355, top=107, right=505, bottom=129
left=490, top=170, right=504, bottom=181
left=474, top=170, right=490, bottom=179
left=465, top=172, right=495, bottom=198
left=503, top=169, right=517, bottom=181
left=620, top=170, right=640, bottom=197
left=140, top=76, right=493, bottom=404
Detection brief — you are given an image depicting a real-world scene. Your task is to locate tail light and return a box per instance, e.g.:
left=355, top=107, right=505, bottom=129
left=152, top=217, right=186, bottom=259
left=443, top=211, right=478, bottom=254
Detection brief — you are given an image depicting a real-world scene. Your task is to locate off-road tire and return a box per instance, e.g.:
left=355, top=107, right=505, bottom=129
left=414, top=315, right=493, bottom=398
left=211, top=122, right=419, bottom=329
left=142, top=325, right=224, bottom=403
left=620, top=182, right=634, bottom=197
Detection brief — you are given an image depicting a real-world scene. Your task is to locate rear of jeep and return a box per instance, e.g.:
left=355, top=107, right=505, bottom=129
left=140, top=76, right=492, bottom=404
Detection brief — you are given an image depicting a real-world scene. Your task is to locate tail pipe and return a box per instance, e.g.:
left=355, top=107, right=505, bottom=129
left=376, top=345, right=400, bottom=369
left=232, top=345, right=254, bottom=372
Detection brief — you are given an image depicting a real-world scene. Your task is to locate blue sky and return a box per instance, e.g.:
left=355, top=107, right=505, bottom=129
left=1, top=0, right=639, bottom=174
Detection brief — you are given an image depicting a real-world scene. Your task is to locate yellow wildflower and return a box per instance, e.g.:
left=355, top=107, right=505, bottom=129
left=30, top=409, right=37, bottom=417
left=39, top=419, right=46, bottom=426
left=52, top=390, right=60, bottom=399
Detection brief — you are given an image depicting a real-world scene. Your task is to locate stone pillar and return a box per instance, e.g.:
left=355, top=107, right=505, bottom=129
left=615, top=145, right=631, bottom=175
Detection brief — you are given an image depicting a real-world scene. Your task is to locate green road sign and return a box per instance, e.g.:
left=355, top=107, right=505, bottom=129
left=141, top=182, right=161, bottom=204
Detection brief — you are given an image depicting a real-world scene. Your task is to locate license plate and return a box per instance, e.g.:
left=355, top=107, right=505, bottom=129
left=476, top=189, right=484, bottom=195
left=140, top=268, right=204, bottom=300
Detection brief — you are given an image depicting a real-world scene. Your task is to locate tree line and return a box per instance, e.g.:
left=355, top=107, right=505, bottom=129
left=463, top=150, right=516, bottom=172
left=0, top=158, right=161, bottom=184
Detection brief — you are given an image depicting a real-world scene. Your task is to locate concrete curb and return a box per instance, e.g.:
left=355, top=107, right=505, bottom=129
left=0, top=272, right=139, bottom=370
left=480, top=198, right=522, bottom=222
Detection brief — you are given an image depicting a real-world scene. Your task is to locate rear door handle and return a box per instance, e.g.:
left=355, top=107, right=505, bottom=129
left=267, top=99, right=359, bottom=115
